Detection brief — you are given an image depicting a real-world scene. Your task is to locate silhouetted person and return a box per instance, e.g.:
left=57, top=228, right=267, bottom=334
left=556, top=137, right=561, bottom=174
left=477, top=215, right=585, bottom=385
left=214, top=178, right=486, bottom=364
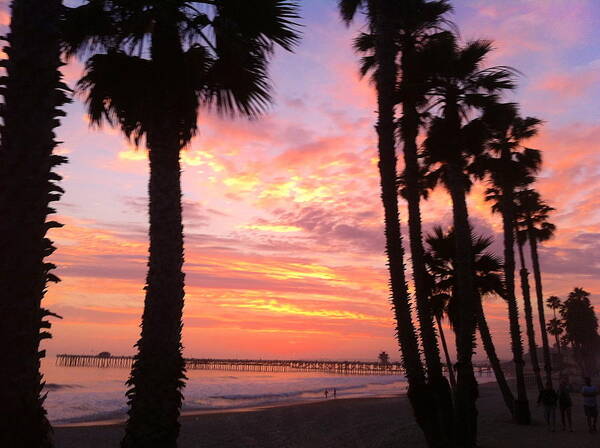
left=333, top=388, right=337, bottom=398
left=324, top=389, right=328, bottom=399
left=538, top=380, right=558, bottom=432
left=582, top=377, right=598, bottom=433
left=558, top=378, right=573, bottom=432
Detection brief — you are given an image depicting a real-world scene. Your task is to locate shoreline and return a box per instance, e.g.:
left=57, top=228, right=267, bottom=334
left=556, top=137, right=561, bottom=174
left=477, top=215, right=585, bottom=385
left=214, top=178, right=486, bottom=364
left=53, top=381, right=600, bottom=448
left=53, top=393, right=402, bottom=428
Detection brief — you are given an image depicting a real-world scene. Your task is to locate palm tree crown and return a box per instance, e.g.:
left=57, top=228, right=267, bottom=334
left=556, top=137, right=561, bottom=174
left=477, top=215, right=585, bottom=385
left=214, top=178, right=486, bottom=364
left=423, top=39, right=516, bottom=191
left=515, top=189, right=556, bottom=245
left=64, top=0, right=301, bottom=142
left=425, top=226, right=505, bottom=328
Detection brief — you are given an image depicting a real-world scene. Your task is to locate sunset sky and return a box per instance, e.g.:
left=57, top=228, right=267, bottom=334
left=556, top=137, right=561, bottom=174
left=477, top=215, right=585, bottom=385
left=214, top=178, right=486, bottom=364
left=3, top=0, right=600, bottom=361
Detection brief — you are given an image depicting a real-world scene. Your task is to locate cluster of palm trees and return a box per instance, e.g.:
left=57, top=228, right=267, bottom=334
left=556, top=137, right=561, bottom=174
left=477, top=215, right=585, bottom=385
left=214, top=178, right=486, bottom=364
left=0, top=0, right=565, bottom=447
left=340, top=0, right=560, bottom=446
left=547, top=288, right=600, bottom=376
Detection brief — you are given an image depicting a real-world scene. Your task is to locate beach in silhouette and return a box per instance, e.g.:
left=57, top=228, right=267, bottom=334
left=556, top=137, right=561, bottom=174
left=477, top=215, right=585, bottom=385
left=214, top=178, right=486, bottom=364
left=53, top=382, right=599, bottom=448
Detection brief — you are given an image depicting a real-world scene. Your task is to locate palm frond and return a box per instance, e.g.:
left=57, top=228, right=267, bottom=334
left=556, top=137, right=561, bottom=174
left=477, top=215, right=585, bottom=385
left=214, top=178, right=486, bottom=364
left=61, top=0, right=119, bottom=57
left=338, top=0, right=365, bottom=25
left=77, top=51, right=154, bottom=143
left=213, top=0, right=301, bottom=52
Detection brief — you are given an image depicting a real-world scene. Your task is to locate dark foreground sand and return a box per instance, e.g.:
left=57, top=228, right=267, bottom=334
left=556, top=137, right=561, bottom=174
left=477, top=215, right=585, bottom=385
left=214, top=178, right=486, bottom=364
left=54, top=383, right=599, bottom=447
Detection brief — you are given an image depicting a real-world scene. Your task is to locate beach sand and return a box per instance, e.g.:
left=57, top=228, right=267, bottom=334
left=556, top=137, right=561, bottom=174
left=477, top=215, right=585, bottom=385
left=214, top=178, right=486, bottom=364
left=53, top=383, right=598, bottom=447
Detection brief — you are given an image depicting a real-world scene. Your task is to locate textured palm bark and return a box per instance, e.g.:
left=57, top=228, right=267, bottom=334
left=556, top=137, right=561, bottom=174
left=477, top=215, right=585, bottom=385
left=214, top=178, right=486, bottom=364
left=122, top=19, right=187, bottom=448
left=500, top=183, right=530, bottom=424
left=517, top=242, right=543, bottom=391
left=399, top=41, right=454, bottom=442
left=372, top=3, right=444, bottom=447
left=122, top=131, right=186, bottom=448
left=0, top=1, right=67, bottom=446
left=446, top=165, right=479, bottom=447
left=528, top=230, right=553, bottom=386
left=476, top=299, right=515, bottom=416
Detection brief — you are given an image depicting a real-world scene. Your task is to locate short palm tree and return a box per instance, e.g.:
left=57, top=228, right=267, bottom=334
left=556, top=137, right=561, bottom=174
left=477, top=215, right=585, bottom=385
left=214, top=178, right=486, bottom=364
left=425, top=227, right=516, bottom=417
left=423, top=37, right=518, bottom=438
left=561, top=287, right=598, bottom=375
left=339, top=2, right=446, bottom=446
left=63, top=2, right=300, bottom=446
left=546, top=296, right=563, bottom=355
left=515, top=188, right=556, bottom=384
left=0, top=1, right=68, bottom=446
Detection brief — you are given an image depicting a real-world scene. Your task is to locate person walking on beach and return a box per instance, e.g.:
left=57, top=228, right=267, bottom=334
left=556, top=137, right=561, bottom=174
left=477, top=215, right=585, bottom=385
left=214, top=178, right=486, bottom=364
left=324, top=389, right=329, bottom=399
left=582, top=377, right=598, bottom=433
left=538, top=381, right=558, bottom=432
left=333, top=388, right=337, bottom=399
left=558, top=378, right=573, bottom=431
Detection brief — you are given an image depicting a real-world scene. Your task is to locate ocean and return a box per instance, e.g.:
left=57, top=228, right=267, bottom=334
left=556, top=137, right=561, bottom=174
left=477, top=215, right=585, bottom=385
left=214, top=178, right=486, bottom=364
left=41, top=360, right=411, bottom=425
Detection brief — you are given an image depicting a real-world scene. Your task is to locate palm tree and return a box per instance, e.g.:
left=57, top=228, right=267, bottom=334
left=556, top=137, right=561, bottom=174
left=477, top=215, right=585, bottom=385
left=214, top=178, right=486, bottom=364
left=423, top=37, right=518, bottom=438
left=547, top=318, right=564, bottom=356
left=516, top=230, right=544, bottom=391
left=0, top=1, right=68, bottom=446
left=515, top=188, right=556, bottom=385
left=486, top=184, right=544, bottom=392
left=63, top=2, right=300, bottom=446
left=476, top=103, right=542, bottom=421
left=378, top=351, right=390, bottom=365
left=561, top=287, right=599, bottom=375
left=339, top=2, right=446, bottom=446
left=425, top=227, right=516, bottom=417
left=353, top=0, right=455, bottom=436
left=546, top=296, right=563, bottom=355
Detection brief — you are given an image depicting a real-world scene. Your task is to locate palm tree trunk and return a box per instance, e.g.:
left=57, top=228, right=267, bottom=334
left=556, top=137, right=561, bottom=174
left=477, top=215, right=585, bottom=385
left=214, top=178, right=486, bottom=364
left=0, top=1, right=67, bottom=446
left=372, top=4, right=444, bottom=446
left=122, top=19, right=188, bottom=448
left=122, top=131, right=186, bottom=448
left=516, top=241, right=543, bottom=391
left=400, top=40, right=454, bottom=440
left=500, top=184, right=530, bottom=424
left=476, top=298, right=515, bottom=416
left=435, top=315, right=456, bottom=391
left=446, top=165, right=479, bottom=447
left=528, top=228, right=553, bottom=386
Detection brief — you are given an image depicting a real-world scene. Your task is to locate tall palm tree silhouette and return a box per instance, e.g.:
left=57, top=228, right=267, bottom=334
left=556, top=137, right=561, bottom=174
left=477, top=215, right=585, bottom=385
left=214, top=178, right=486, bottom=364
left=486, top=188, right=544, bottom=392
left=0, top=0, right=68, bottom=445
left=425, top=227, right=516, bottom=417
left=476, top=103, right=543, bottom=420
left=423, top=36, right=518, bottom=438
left=351, top=0, right=456, bottom=438
left=515, top=226, right=544, bottom=392
left=338, top=2, right=446, bottom=445
left=63, top=2, right=300, bottom=446
left=515, top=188, right=556, bottom=384
left=486, top=185, right=544, bottom=393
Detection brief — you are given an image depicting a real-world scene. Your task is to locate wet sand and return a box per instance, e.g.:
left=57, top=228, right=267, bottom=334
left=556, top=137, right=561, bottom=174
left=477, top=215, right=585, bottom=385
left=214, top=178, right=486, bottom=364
left=53, top=382, right=598, bottom=447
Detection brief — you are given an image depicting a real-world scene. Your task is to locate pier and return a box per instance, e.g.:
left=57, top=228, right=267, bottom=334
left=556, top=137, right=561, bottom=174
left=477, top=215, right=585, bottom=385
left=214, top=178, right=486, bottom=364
left=56, top=354, right=493, bottom=376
